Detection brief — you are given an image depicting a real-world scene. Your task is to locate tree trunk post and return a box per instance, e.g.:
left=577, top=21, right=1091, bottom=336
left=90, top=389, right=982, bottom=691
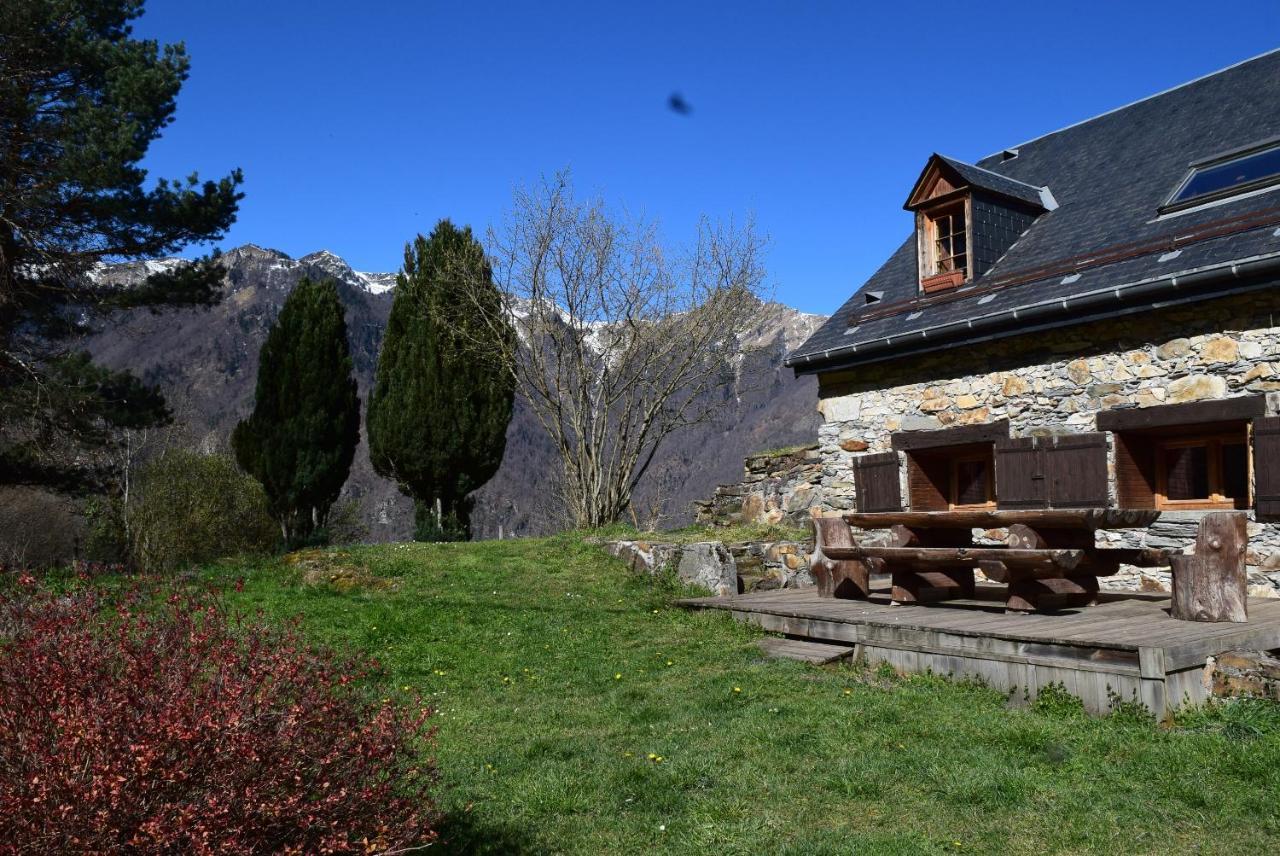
left=1170, top=512, right=1248, bottom=623
left=810, top=518, right=872, bottom=599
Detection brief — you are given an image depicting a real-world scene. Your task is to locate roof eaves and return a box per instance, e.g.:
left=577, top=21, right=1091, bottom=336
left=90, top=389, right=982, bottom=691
left=785, top=251, right=1280, bottom=371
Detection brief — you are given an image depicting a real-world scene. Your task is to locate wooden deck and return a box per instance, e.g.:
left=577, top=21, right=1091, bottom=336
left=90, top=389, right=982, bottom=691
left=678, top=584, right=1280, bottom=716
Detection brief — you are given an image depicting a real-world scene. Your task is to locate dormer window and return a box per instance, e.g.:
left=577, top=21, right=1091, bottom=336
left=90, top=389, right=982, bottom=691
left=904, top=154, right=1049, bottom=295
left=921, top=202, right=969, bottom=291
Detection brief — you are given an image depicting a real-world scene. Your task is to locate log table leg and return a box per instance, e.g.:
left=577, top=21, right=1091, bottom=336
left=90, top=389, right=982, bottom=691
left=890, top=567, right=976, bottom=604
left=1170, top=512, right=1248, bottom=623
left=888, top=525, right=975, bottom=604
left=1005, top=575, right=1099, bottom=613
left=810, top=518, right=872, bottom=599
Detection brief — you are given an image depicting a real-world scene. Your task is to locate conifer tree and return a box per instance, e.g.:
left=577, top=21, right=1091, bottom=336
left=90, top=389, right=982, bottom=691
left=232, top=277, right=360, bottom=545
left=1, top=0, right=243, bottom=487
left=367, top=221, right=515, bottom=541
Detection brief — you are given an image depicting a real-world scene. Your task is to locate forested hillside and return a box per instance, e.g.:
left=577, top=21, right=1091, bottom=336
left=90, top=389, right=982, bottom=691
left=88, top=246, right=825, bottom=539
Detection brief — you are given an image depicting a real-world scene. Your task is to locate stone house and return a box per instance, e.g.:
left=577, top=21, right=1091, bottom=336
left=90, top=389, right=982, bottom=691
left=786, top=50, right=1280, bottom=595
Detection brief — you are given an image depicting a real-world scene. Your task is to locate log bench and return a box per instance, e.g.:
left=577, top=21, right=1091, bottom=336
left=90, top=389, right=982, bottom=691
left=811, top=509, right=1248, bottom=619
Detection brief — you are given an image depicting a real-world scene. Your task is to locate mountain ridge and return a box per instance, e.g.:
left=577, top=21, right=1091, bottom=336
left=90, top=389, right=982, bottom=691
left=87, top=245, right=826, bottom=540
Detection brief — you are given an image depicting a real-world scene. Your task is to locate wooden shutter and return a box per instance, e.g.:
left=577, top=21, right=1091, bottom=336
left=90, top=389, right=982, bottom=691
left=995, top=437, right=1047, bottom=509
left=1114, top=432, right=1157, bottom=509
left=907, top=453, right=948, bottom=511
left=1045, top=433, right=1110, bottom=508
left=1253, top=416, right=1280, bottom=520
left=853, top=452, right=903, bottom=513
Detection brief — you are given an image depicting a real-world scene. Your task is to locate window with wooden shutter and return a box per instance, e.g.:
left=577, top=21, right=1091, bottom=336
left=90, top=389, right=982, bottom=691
left=853, top=451, right=903, bottom=513
left=1044, top=433, right=1110, bottom=508
left=905, top=443, right=994, bottom=510
left=1253, top=416, right=1280, bottom=519
left=995, top=437, right=1047, bottom=509
left=996, top=434, right=1110, bottom=509
left=1115, top=420, right=1249, bottom=510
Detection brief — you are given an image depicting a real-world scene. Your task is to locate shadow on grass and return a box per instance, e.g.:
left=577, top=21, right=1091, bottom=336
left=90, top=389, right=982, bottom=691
left=436, top=809, right=543, bottom=855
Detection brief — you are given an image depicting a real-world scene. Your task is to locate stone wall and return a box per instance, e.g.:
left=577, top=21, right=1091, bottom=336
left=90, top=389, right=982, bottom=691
left=602, top=538, right=813, bottom=596
left=811, top=290, right=1280, bottom=595
left=1205, top=650, right=1280, bottom=701
left=693, top=445, right=824, bottom=527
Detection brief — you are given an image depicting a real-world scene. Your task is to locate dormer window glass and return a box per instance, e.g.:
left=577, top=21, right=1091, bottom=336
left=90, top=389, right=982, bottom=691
left=1163, top=139, right=1280, bottom=212
left=930, top=206, right=967, bottom=276
left=920, top=202, right=969, bottom=292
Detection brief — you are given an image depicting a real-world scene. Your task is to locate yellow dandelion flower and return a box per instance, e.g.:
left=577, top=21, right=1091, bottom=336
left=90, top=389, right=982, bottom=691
left=733, top=687, right=741, bottom=693
left=614, top=673, right=622, bottom=680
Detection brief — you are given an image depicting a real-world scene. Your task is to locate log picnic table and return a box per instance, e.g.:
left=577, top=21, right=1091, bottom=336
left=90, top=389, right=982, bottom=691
left=810, top=509, right=1249, bottom=620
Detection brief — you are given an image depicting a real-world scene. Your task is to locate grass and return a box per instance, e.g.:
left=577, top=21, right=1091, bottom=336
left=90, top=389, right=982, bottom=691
left=207, top=535, right=1280, bottom=855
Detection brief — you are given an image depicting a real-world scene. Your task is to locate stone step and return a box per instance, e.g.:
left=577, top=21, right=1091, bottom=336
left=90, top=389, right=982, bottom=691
left=757, top=636, right=856, bottom=664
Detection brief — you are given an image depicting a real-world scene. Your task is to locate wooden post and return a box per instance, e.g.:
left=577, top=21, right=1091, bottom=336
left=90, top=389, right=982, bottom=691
left=1170, top=512, right=1248, bottom=623
left=890, top=567, right=975, bottom=604
left=1004, top=574, right=1099, bottom=613
left=810, top=518, right=872, bottom=600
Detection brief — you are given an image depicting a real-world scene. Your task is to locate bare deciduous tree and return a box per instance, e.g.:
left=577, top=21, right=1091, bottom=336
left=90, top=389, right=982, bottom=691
left=453, top=172, right=769, bottom=529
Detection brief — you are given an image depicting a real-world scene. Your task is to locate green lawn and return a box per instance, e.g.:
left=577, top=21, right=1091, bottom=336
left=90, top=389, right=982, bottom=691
left=210, top=536, right=1280, bottom=855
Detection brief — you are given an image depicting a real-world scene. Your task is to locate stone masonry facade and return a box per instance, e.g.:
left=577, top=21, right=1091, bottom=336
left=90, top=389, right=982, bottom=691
left=810, top=291, right=1280, bottom=596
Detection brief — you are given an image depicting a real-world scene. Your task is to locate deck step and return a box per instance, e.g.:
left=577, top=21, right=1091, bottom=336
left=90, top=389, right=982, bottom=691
left=757, top=637, right=855, bottom=664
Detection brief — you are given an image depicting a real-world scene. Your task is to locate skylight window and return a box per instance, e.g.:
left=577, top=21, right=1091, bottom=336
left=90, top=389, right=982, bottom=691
left=1164, top=140, right=1280, bottom=211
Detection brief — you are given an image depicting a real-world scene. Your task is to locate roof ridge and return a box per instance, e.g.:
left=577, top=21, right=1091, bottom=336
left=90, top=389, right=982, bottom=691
left=937, top=154, right=1045, bottom=189
left=983, top=47, right=1280, bottom=160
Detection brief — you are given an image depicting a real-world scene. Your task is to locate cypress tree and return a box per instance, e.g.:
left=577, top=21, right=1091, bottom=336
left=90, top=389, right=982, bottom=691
left=368, top=221, right=515, bottom=541
left=232, top=277, right=360, bottom=545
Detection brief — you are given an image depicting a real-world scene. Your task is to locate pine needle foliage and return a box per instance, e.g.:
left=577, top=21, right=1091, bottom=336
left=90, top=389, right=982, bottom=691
left=233, top=277, right=360, bottom=546
left=0, top=0, right=243, bottom=488
left=367, top=221, right=515, bottom=541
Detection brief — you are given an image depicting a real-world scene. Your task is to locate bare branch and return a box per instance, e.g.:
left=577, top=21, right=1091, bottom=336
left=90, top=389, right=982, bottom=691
left=446, top=171, right=770, bottom=529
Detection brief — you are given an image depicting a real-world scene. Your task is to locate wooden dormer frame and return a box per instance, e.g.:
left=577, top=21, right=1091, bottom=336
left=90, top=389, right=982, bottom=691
left=908, top=161, right=974, bottom=293
left=905, top=160, right=964, bottom=209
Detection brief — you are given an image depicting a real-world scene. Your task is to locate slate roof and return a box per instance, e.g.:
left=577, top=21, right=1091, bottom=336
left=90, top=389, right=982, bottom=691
left=916, top=155, right=1049, bottom=210
left=789, top=49, right=1280, bottom=373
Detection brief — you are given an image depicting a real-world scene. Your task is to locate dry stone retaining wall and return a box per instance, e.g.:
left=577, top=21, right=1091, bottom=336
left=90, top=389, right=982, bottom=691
left=1205, top=650, right=1280, bottom=701
left=693, top=445, right=824, bottom=528
left=602, top=538, right=813, bottom=596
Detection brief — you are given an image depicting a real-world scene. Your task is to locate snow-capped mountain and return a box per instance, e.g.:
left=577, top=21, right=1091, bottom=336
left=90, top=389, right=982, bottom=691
left=87, top=245, right=826, bottom=540
left=102, top=246, right=401, bottom=296
left=297, top=249, right=398, bottom=295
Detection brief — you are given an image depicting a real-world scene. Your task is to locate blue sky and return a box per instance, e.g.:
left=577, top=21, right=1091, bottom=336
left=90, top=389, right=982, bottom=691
left=136, top=1, right=1280, bottom=314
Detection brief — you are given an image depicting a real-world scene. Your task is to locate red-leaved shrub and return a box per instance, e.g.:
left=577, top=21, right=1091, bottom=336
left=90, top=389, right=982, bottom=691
left=0, top=579, right=436, bottom=854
